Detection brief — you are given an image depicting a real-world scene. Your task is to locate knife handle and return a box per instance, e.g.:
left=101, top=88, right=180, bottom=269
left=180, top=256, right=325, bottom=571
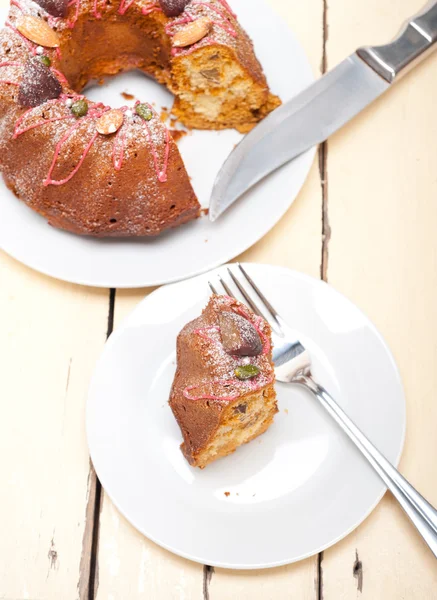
left=357, top=1, right=437, bottom=83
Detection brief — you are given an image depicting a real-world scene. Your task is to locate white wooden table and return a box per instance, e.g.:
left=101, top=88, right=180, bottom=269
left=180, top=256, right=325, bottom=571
left=1, top=0, right=437, bottom=597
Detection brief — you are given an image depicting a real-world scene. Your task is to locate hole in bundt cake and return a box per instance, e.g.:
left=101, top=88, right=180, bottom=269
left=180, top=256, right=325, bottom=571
left=0, top=0, right=280, bottom=237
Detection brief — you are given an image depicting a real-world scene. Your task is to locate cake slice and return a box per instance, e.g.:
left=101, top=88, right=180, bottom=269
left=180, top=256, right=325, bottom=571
left=169, top=294, right=278, bottom=468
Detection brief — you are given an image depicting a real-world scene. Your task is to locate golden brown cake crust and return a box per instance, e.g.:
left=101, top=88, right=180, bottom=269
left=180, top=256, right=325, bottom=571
left=0, top=0, right=280, bottom=236
left=169, top=294, right=277, bottom=466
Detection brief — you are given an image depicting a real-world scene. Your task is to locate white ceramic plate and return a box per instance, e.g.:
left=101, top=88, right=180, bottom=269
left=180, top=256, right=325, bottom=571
left=0, top=0, right=315, bottom=288
left=87, top=264, right=406, bottom=568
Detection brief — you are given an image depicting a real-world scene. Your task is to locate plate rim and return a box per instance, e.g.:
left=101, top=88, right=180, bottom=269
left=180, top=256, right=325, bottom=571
left=86, top=263, right=407, bottom=569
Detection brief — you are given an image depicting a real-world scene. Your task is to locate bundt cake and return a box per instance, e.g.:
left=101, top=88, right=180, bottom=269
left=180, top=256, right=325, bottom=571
left=169, top=294, right=278, bottom=468
left=0, top=0, right=281, bottom=237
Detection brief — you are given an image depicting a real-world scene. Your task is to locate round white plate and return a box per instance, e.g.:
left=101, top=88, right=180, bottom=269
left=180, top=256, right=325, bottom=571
left=0, top=0, right=315, bottom=288
left=87, top=264, right=406, bottom=569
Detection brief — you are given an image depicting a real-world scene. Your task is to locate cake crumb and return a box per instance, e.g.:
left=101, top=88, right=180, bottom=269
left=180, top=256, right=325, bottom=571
left=224, top=491, right=230, bottom=497
left=121, top=91, right=135, bottom=101
left=200, top=207, right=209, bottom=216
left=170, top=129, right=187, bottom=143
left=284, top=408, right=289, bottom=414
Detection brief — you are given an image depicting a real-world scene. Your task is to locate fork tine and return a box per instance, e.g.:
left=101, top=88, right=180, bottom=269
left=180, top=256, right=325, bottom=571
left=208, top=281, right=218, bottom=295
left=237, top=263, right=281, bottom=327
left=218, top=275, right=236, bottom=299
left=227, top=267, right=265, bottom=319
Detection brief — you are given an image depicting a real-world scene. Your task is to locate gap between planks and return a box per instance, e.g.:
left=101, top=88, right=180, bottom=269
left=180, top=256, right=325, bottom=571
left=317, top=0, right=329, bottom=598
left=78, top=288, right=116, bottom=600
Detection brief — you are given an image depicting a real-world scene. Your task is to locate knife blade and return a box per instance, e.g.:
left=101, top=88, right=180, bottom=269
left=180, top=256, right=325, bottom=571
left=209, top=1, right=437, bottom=222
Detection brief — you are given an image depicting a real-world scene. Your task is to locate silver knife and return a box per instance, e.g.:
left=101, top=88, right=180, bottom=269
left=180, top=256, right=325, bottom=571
left=209, top=1, right=437, bottom=221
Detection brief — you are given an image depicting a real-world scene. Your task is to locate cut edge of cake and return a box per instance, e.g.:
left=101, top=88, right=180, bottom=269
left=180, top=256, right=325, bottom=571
left=169, top=294, right=278, bottom=468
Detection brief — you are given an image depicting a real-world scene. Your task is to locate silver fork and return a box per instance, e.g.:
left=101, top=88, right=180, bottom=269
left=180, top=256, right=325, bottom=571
left=210, top=263, right=437, bottom=559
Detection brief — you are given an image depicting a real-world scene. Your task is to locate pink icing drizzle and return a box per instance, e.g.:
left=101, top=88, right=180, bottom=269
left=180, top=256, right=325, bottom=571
left=38, top=102, right=107, bottom=186
left=13, top=97, right=170, bottom=185
left=111, top=105, right=130, bottom=170
left=216, top=0, right=236, bottom=18
left=63, top=0, right=162, bottom=23
left=183, top=297, right=273, bottom=401
left=145, top=124, right=170, bottom=183
left=44, top=122, right=99, bottom=186
left=47, top=14, right=61, bottom=27
left=165, top=13, right=193, bottom=35
left=219, top=295, right=270, bottom=355
left=10, top=0, right=23, bottom=10
left=112, top=127, right=126, bottom=170
left=192, top=1, right=236, bottom=36
left=14, top=114, right=74, bottom=136
left=0, top=78, right=19, bottom=85
left=0, top=60, right=22, bottom=85
left=139, top=103, right=170, bottom=182
left=183, top=373, right=275, bottom=402
left=141, top=2, right=161, bottom=15
left=6, top=21, right=37, bottom=54
left=67, top=0, right=80, bottom=28
left=193, top=325, right=220, bottom=344
left=167, top=0, right=237, bottom=56
left=93, top=0, right=103, bottom=19
left=117, top=0, right=135, bottom=14
left=171, top=34, right=213, bottom=56
left=50, top=67, right=69, bottom=85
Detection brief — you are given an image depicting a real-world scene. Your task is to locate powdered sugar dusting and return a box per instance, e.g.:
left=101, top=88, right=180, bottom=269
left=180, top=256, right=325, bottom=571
left=167, top=0, right=238, bottom=57
left=158, top=0, right=189, bottom=17
left=182, top=295, right=274, bottom=403
left=18, top=57, right=62, bottom=107
left=0, top=0, right=247, bottom=234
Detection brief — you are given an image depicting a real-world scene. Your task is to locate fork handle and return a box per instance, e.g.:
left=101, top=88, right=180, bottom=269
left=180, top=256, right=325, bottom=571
left=300, top=375, right=437, bottom=559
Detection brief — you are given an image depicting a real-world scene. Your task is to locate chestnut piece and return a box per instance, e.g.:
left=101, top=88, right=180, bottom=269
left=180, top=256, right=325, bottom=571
left=159, top=0, right=190, bottom=17
left=34, top=0, right=69, bottom=18
left=18, top=57, right=62, bottom=107
left=219, top=311, right=263, bottom=357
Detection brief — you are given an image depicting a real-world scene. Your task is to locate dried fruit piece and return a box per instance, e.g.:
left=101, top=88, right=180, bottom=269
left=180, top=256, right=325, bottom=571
left=234, top=365, right=260, bottom=380
left=38, top=55, right=51, bottom=67
left=16, top=16, right=60, bottom=48
left=172, top=17, right=212, bottom=48
left=70, top=99, right=88, bottom=117
left=18, top=57, right=62, bottom=107
left=159, top=0, right=190, bottom=17
left=219, top=311, right=263, bottom=356
left=200, top=67, right=220, bottom=82
left=96, top=109, right=124, bottom=135
left=34, top=0, right=69, bottom=18
left=136, top=103, right=153, bottom=121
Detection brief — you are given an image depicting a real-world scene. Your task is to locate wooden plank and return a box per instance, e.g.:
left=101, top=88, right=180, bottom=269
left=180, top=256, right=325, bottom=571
left=0, top=253, right=110, bottom=599
left=95, top=1, right=324, bottom=598
left=322, top=0, right=437, bottom=597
